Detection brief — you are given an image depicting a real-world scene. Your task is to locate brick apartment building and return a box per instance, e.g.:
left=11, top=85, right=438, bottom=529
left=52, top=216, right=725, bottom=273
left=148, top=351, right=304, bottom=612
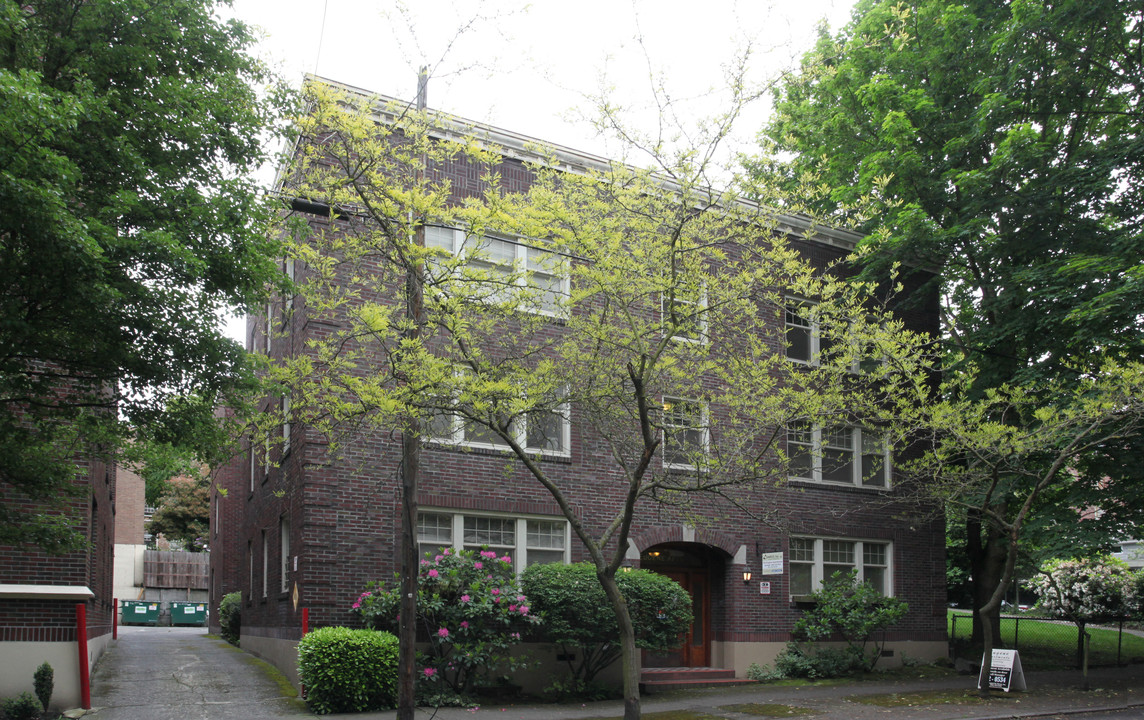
left=0, top=455, right=115, bottom=709
left=210, top=79, right=947, bottom=689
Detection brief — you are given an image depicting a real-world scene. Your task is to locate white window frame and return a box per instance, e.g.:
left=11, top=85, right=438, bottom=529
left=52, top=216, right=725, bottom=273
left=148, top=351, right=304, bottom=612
left=280, top=516, right=291, bottom=593
left=788, top=537, right=892, bottom=597
left=786, top=424, right=891, bottom=488
left=785, top=298, right=827, bottom=365
left=426, top=226, right=569, bottom=317
left=281, top=394, right=292, bottom=456
left=261, top=529, right=268, bottom=598
left=662, top=283, right=707, bottom=343
left=430, top=382, right=571, bottom=457
left=416, top=510, right=570, bottom=575
left=662, top=396, right=709, bottom=470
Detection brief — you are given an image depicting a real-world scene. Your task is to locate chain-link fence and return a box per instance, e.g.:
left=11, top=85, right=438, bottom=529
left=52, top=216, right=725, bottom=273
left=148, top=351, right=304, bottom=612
left=949, top=612, right=1144, bottom=670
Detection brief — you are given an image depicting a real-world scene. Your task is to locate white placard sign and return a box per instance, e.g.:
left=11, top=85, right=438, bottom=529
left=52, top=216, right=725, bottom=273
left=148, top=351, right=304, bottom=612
left=758, top=581, right=771, bottom=595
left=979, top=649, right=1025, bottom=692
left=760, top=552, right=784, bottom=575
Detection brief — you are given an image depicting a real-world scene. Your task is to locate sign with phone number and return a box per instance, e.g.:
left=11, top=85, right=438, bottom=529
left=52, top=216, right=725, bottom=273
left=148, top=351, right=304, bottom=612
left=978, top=649, right=1026, bottom=692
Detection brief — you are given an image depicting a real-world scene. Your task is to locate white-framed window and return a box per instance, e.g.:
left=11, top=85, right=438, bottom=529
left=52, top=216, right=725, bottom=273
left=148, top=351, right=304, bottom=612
left=429, top=383, right=570, bottom=457
left=281, top=394, right=292, bottom=456
left=416, top=511, right=569, bottom=574
left=786, top=423, right=890, bottom=488
left=785, top=299, right=830, bottom=364
left=265, top=302, right=273, bottom=355
left=662, top=284, right=707, bottom=343
left=662, top=397, right=709, bottom=469
left=425, top=226, right=568, bottom=316
left=261, top=529, right=268, bottom=598
left=788, top=537, right=891, bottom=596
left=280, top=516, right=291, bottom=593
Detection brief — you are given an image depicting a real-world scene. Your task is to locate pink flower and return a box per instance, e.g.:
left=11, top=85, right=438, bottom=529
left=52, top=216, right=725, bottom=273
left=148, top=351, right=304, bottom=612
left=491, top=588, right=500, bottom=596
left=519, top=605, right=529, bottom=615
left=424, top=667, right=436, bottom=677
left=443, top=549, right=451, bottom=555
left=474, top=561, right=483, bottom=570
left=460, top=621, right=469, bottom=629
left=438, top=627, right=449, bottom=638
left=428, top=569, right=439, bottom=578
left=494, top=597, right=501, bottom=604
left=517, top=595, right=526, bottom=602
left=460, top=594, right=471, bottom=603
left=435, top=554, right=444, bottom=562
left=481, top=550, right=497, bottom=559
left=511, top=632, right=521, bottom=641
left=420, top=559, right=429, bottom=566
left=352, top=601, right=361, bottom=610
left=509, top=604, right=517, bottom=612
left=500, top=555, right=512, bottom=563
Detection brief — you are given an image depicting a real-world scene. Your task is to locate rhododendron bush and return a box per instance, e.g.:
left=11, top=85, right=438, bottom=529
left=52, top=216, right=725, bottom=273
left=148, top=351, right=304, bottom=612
left=1029, top=556, right=1135, bottom=622
left=353, top=547, right=539, bottom=700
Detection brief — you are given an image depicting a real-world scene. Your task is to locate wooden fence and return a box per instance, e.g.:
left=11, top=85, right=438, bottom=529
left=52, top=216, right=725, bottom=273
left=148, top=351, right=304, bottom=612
left=144, top=550, right=209, bottom=590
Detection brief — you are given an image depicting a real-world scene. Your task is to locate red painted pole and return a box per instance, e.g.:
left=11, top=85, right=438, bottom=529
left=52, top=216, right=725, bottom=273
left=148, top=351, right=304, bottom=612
left=112, top=598, right=118, bottom=640
left=76, top=603, right=91, bottom=709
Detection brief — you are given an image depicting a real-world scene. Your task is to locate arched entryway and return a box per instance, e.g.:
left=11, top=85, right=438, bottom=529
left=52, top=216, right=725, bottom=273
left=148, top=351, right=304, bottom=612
left=640, top=543, right=725, bottom=667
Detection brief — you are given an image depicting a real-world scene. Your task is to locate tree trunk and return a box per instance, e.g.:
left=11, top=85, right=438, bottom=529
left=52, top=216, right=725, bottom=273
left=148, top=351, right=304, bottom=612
left=597, top=569, right=641, bottom=720
left=966, top=506, right=1006, bottom=646
left=1075, top=620, right=1086, bottom=671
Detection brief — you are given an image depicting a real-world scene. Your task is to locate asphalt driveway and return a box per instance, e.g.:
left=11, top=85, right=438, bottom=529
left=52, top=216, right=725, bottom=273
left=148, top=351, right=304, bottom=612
left=88, top=626, right=310, bottom=720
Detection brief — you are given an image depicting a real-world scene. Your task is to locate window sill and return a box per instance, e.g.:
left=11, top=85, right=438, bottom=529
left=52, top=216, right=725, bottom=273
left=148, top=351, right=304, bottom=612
left=426, top=440, right=572, bottom=463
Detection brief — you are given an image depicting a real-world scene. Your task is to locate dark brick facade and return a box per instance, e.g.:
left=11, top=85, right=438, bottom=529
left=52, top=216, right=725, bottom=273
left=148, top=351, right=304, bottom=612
left=218, top=87, right=947, bottom=678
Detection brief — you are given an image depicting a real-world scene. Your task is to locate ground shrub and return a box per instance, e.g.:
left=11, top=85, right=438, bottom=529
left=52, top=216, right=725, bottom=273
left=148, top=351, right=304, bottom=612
left=772, top=642, right=865, bottom=679
left=218, top=591, right=241, bottom=646
left=793, top=569, right=908, bottom=672
left=2, top=692, right=41, bottom=720
left=33, top=661, right=53, bottom=711
left=296, top=627, right=398, bottom=714
left=522, top=562, right=691, bottom=688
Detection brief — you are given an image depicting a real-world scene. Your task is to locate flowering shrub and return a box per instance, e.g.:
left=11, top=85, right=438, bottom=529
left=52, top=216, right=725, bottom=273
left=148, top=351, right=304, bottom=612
left=1029, top=555, right=1135, bottom=622
left=353, top=547, right=539, bottom=702
left=1029, top=555, right=1136, bottom=671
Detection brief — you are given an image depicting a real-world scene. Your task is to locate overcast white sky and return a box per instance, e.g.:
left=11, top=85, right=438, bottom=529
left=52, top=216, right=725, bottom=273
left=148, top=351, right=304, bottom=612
left=221, top=0, right=858, bottom=337
left=227, top=0, right=857, bottom=160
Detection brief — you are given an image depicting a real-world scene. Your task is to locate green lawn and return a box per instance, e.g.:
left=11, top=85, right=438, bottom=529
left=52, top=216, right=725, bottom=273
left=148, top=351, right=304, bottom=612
left=947, top=610, right=1144, bottom=670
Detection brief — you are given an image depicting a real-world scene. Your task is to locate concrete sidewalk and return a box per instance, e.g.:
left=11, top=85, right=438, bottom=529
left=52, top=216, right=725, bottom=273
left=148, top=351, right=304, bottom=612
left=86, top=626, right=1144, bottom=720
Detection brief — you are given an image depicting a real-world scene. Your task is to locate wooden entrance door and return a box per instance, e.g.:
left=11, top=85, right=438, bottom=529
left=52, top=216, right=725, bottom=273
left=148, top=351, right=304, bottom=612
left=643, top=567, right=710, bottom=667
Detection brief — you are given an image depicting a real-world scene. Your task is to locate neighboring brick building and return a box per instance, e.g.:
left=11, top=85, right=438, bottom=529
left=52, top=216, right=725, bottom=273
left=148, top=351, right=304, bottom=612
left=211, top=79, right=947, bottom=689
left=0, top=455, right=115, bottom=709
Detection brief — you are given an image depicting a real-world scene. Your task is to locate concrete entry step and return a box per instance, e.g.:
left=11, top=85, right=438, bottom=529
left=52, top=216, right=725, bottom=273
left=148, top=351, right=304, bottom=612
left=639, top=667, right=756, bottom=693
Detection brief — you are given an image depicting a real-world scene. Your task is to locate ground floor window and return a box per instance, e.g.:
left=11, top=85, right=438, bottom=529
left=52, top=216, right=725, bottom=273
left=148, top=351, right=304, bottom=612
left=416, top=510, right=569, bottom=574
left=788, top=537, right=891, bottom=597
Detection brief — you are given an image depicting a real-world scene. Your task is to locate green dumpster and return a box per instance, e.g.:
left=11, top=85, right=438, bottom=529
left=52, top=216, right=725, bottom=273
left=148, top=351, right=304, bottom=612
left=170, top=601, right=207, bottom=626
left=121, top=600, right=160, bottom=626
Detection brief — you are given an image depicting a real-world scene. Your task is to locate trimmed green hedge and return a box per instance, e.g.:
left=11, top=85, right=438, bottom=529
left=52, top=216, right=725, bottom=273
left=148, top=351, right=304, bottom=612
left=297, top=627, right=399, bottom=714
left=218, top=591, right=241, bottom=646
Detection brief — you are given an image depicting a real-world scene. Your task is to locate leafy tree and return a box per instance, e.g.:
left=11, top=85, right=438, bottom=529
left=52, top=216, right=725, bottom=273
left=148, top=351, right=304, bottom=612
left=0, top=0, right=288, bottom=553
left=753, top=0, right=1144, bottom=673
left=900, top=360, right=1144, bottom=691
left=280, top=80, right=935, bottom=719
left=792, top=569, right=908, bottom=672
left=1028, top=555, right=1136, bottom=681
left=146, top=476, right=211, bottom=551
left=522, top=562, right=691, bottom=689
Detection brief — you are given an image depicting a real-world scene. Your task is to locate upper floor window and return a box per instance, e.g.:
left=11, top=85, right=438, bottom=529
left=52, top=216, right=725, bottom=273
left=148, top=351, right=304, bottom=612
left=787, top=423, right=889, bottom=488
left=663, top=284, right=706, bottom=343
left=785, top=299, right=830, bottom=364
left=417, top=511, right=569, bottom=574
left=789, top=537, right=891, bottom=597
left=426, top=226, right=567, bottom=316
left=428, top=385, right=570, bottom=457
left=662, top=397, right=709, bottom=469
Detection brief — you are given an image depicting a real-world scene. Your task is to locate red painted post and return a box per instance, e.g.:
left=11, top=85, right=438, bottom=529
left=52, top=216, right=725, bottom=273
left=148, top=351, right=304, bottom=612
left=112, top=598, right=118, bottom=640
left=76, top=603, right=91, bottom=709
